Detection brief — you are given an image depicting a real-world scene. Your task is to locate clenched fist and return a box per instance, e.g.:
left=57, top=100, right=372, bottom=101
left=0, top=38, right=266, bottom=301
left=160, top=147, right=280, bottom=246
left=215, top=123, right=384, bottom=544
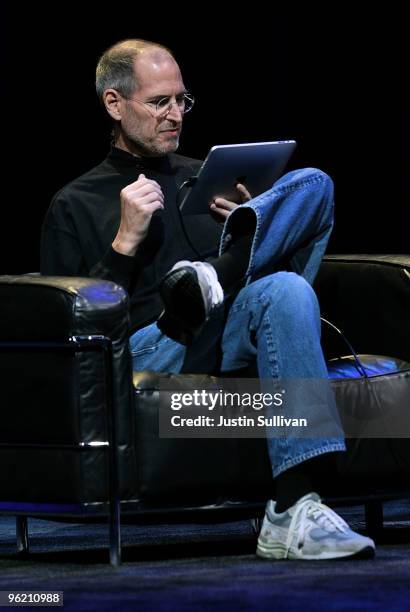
left=112, top=174, right=164, bottom=256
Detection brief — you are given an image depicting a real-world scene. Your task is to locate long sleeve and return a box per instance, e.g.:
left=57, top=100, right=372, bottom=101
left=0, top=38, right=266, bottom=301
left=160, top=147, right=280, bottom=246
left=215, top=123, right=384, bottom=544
left=40, top=219, right=137, bottom=290
left=89, top=246, right=136, bottom=290
left=40, top=183, right=139, bottom=291
left=40, top=222, right=85, bottom=276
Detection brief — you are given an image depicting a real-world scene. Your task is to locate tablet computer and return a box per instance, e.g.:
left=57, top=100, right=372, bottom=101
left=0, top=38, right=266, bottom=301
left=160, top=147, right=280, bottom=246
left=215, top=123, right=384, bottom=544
left=179, top=140, right=297, bottom=215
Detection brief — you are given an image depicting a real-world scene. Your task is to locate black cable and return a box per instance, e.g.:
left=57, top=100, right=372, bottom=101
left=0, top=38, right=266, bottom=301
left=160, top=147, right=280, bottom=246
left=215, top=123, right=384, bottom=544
left=174, top=176, right=205, bottom=260
left=321, top=316, right=368, bottom=378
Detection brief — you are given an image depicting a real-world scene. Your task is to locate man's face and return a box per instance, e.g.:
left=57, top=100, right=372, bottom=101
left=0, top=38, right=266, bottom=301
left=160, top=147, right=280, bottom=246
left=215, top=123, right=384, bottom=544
left=116, top=51, right=186, bottom=157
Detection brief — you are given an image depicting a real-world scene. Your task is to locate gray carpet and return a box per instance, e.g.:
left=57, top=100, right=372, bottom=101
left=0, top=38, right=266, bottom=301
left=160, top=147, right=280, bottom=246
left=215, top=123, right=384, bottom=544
left=1, top=500, right=410, bottom=611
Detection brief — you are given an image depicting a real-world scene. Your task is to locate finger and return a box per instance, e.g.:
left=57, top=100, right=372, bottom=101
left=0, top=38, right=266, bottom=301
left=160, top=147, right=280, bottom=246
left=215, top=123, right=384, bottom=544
left=138, top=192, right=165, bottom=208
left=209, top=203, right=231, bottom=219
left=143, top=200, right=165, bottom=214
left=136, top=174, right=162, bottom=189
left=132, top=175, right=162, bottom=193
left=125, top=182, right=164, bottom=200
left=138, top=176, right=162, bottom=190
left=138, top=184, right=164, bottom=200
left=212, top=197, right=239, bottom=210
left=123, top=175, right=150, bottom=192
left=235, top=183, right=252, bottom=202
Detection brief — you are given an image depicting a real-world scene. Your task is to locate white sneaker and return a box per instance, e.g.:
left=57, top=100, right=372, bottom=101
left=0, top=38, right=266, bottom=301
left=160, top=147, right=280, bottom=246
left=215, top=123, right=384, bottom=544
left=256, top=492, right=375, bottom=560
left=157, top=260, right=224, bottom=345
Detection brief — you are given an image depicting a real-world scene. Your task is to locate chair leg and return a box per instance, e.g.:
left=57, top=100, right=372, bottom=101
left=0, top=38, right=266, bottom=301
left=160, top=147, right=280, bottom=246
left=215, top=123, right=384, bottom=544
left=364, top=501, right=384, bottom=537
left=109, top=499, right=121, bottom=567
left=250, top=517, right=262, bottom=536
left=16, top=516, right=29, bottom=555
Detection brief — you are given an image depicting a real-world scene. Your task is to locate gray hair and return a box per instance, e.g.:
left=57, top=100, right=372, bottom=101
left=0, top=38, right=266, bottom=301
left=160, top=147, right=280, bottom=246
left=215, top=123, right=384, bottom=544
left=95, top=39, right=174, bottom=101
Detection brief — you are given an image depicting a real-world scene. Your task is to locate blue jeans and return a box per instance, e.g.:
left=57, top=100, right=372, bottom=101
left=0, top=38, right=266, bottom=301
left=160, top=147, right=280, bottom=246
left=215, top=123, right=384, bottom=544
left=129, top=168, right=346, bottom=477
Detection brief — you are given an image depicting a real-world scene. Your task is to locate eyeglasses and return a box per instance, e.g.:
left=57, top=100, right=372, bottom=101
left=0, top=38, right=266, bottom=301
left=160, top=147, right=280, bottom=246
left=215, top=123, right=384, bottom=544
left=122, top=92, right=195, bottom=117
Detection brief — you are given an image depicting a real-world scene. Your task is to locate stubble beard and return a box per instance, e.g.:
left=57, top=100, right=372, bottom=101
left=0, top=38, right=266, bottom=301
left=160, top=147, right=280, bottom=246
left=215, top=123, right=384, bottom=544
left=128, top=133, right=180, bottom=157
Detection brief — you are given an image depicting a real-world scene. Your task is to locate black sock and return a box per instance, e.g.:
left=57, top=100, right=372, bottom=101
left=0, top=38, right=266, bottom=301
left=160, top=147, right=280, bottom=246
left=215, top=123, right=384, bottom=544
left=274, top=454, right=336, bottom=513
left=206, top=232, right=253, bottom=294
left=275, top=463, right=313, bottom=514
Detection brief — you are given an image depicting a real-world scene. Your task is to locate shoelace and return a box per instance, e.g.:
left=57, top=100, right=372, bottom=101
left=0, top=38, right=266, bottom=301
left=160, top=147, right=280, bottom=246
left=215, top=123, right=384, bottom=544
left=285, top=498, right=349, bottom=555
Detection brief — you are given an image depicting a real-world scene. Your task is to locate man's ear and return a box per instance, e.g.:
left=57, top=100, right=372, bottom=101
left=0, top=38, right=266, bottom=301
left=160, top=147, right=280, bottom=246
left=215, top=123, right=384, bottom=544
left=103, top=89, right=123, bottom=121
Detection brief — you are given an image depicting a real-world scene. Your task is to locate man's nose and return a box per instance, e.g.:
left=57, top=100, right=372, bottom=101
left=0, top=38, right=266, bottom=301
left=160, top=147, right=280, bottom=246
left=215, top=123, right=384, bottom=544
left=165, top=101, right=183, bottom=120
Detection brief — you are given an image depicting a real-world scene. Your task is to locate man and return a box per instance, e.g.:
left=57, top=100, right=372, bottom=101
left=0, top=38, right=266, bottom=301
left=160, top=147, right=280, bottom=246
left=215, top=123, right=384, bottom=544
left=41, top=39, right=375, bottom=560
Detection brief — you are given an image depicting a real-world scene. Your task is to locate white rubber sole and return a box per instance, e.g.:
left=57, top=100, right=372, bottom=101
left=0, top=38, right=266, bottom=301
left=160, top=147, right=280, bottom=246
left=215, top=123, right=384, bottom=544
left=256, top=540, right=375, bottom=560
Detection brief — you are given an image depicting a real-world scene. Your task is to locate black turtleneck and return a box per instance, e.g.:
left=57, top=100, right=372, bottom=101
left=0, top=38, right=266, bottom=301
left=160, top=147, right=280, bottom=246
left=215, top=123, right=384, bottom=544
left=41, top=147, right=223, bottom=332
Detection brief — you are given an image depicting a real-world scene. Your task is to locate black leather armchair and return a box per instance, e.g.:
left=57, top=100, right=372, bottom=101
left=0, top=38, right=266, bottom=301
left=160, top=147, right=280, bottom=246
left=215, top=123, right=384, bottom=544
left=1, top=254, right=409, bottom=565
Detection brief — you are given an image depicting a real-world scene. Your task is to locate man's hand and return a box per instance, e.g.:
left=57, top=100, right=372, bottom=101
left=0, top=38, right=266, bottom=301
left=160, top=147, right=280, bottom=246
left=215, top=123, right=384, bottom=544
left=209, top=183, right=252, bottom=221
left=112, top=174, right=164, bottom=256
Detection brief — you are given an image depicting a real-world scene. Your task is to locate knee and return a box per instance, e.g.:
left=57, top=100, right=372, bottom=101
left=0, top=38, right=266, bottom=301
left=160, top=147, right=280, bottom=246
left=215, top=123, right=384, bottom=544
left=278, top=270, right=318, bottom=302
left=256, top=272, right=320, bottom=321
left=276, top=167, right=334, bottom=195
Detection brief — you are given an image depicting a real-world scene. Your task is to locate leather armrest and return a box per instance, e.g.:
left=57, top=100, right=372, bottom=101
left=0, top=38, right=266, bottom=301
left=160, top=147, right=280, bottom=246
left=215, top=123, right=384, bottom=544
left=314, top=255, right=410, bottom=361
left=0, top=275, right=130, bottom=341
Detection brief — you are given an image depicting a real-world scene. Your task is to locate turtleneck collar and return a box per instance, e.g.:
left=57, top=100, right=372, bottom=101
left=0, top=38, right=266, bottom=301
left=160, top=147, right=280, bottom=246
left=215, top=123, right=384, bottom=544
left=107, top=145, right=174, bottom=175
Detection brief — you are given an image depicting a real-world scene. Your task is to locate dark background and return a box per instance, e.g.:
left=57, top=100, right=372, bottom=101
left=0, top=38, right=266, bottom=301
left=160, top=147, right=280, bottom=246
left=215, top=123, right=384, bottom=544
left=1, top=5, right=408, bottom=274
